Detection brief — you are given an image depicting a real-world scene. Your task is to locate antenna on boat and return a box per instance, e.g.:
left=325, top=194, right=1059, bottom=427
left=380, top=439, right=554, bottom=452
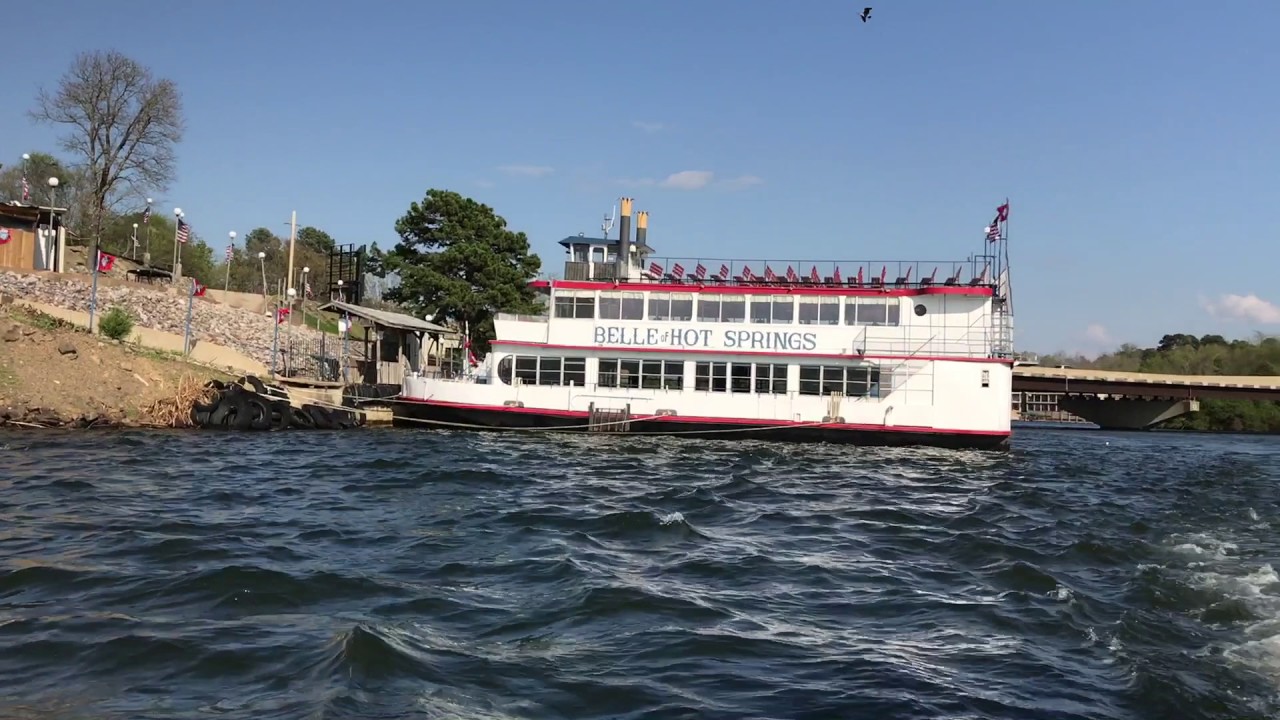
left=602, top=205, right=616, bottom=239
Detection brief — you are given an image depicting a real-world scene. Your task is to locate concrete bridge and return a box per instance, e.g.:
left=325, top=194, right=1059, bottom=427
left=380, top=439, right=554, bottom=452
left=1011, top=366, right=1280, bottom=430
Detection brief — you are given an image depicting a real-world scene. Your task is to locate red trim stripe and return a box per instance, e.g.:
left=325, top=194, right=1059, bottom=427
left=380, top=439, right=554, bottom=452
left=489, top=339, right=1015, bottom=365
left=531, top=279, right=993, bottom=298
left=396, top=397, right=1010, bottom=437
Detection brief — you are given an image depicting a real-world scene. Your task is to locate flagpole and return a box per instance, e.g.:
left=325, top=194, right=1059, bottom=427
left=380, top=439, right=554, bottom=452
left=1002, top=196, right=1013, bottom=316
left=88, top=239, right=101, bottom=334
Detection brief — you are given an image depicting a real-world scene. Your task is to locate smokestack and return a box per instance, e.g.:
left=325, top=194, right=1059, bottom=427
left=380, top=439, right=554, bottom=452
left=635, top=211, right=648, bottom=258
left=616, top=197, right=633, bottom=279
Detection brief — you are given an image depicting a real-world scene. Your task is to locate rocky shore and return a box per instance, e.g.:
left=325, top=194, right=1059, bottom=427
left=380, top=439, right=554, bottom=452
left=0, top=271, right=326, bottom=370
left=0, top=306, right=228, bottom=429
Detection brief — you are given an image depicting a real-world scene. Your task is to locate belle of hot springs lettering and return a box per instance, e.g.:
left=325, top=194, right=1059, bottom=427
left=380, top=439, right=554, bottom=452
left=593, top=325, right=818, bottom=351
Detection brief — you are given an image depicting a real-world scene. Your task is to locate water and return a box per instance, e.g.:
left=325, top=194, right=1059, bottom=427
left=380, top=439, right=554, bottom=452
left=1, top=427, right=1277, bottom=719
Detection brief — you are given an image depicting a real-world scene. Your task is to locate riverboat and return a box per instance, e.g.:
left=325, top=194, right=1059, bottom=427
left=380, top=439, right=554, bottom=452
left=396, top=197, right=1016, bottom=450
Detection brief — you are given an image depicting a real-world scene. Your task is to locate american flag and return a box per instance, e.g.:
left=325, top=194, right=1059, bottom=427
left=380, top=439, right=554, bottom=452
left=809, top=265, right=820, bottom=283
left=764, top=266, right=777, bottom=282
left=718, top=264, right=730, bottom=280
left=142, top=205, right=151, bottom=224
left=647, top=261, right=663, bottom=278
left=785, top=265, right=798, bottom=283
left=833, top=266, right=842, bottom=283
left=225, top=244, right=233, bottom=261
left=21, top=177, right=29, bottom=202
left=671, top=262, right=685, bottom=279
left=304, top=280, right=312, bottom=298
left=695, top=263, right=707, bottom=279
left=176, top=218, right=189, bottom=244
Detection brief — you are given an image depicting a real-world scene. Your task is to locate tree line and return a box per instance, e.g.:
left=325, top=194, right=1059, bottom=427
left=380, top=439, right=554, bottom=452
left=11, top=50, right=547, bottom=346
left=1037, top=333, right=1280, bottom=433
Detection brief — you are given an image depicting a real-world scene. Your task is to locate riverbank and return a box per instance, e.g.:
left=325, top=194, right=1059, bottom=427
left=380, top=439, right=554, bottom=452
left=0, top=305, right=229, bottom=428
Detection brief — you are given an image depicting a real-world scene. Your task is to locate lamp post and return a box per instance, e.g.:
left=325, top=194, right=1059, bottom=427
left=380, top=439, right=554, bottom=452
left=258, top=251, right=267, bottom=298
left=226, top=231, right=236, bottom=292
left=300, top=266, right=310, bottom=330
left=285, top=287, right=297, bottom=376
left=144, top=197, right=153, bottom=263
left=47, top=177, right=60, bottom=274
left=171, top=207, right=184, bottom=279
left=131, top=223, right=139, bottom=257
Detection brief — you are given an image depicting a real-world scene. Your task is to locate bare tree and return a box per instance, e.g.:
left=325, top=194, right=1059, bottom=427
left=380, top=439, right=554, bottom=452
left=30, top=49, right=184, bottom=243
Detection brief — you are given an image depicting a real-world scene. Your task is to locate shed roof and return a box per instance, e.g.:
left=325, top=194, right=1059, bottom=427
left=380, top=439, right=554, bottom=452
left=318, top=300, right=454, bottom=334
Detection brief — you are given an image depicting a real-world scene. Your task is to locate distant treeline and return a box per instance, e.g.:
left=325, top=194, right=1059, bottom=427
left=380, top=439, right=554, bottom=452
left=1038, top=333, right=1280, bottom=433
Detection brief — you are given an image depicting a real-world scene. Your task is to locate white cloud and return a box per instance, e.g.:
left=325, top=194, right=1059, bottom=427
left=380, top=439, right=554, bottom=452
left=497, top=164, right=554, bottom=178
left=721, top=174, right=764, bottom=190
left=1202, top=293, right=1280, bottom=324
left=1083, top=323, right=1112, bottom=345
left=660, top=170, right=714, bottom=190
left=631, top=121, right=665, bottom=133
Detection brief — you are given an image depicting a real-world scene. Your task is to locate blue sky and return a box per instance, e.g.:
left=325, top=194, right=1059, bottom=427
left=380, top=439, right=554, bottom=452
left=4, top=0, right=1278, bottom=354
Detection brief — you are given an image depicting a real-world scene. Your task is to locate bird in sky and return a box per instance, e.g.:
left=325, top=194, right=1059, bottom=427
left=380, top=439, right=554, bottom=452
left=860, top=7, right=872, bottom=23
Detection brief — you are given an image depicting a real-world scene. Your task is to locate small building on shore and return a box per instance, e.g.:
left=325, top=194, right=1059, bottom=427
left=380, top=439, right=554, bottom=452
left=0, top=202, right=67, bottom=273
left=317, top=300, right=459, bottom=390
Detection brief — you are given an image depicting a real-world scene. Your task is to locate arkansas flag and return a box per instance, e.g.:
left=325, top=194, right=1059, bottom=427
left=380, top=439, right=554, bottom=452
left=276, top=308, right=291, bottom=324
left=97, top=251, right=116, bottom=272
left=192, top=281, right=207, bottom=297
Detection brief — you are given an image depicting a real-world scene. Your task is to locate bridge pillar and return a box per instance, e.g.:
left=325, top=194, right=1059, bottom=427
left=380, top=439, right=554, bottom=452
left=1056, top=395, right=1200, bottom=430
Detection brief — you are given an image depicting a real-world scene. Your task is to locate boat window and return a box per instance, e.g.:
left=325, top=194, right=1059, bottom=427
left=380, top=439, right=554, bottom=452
left=497, top=356, right=513, bottom=385
left=749, top=296, right=772, bottom=323
left=694, top=361, right=728, bottom=392
left=564, top=358, right=586, bottom=386
left=621, top=292, right=644, bottom=320
left=598, top=292, right=622, bottom=320
left=598, top=358, right=642, bottom=388
left=797, top=364, right=882, bottom=396
left=798, top=297, right=839, bottom=325
left=638, top=359, right=683, bottom=390
left=554, top=291, right=596, bottom=319
left=648, top=293, right=671, bottom=321
left=843, top=298, right=901, bottom=326
left=771, top=296, right=794, bottom=323
left=697, top=297, right=721, bottom=322
left=798, top=365, right=821, bottom=395
left=514, top=355, right=538, bottom=385
left=538, top=357, right=561, bottom=385
left=669, top=293, right=694, bottom=321
left=754, top=363, right=788, bottom=394
left=720, top=295, right=746, bottom=323
left=730, top=363, right=752, bottom=393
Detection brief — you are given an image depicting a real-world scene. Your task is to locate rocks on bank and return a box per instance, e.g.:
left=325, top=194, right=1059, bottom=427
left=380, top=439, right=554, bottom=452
left=0, top=271, right=326, bottom=370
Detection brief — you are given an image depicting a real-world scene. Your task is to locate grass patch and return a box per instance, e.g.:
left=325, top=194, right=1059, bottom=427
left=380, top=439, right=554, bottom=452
left=8, top=307, right=74, bottom=332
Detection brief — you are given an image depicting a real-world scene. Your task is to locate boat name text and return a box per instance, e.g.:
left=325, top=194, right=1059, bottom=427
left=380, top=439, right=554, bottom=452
left=592, top=325, right=818, bottom=351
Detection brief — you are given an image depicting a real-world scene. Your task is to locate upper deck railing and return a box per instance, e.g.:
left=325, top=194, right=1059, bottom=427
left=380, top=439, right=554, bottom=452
left=561, top=256, right=1000, bottom=290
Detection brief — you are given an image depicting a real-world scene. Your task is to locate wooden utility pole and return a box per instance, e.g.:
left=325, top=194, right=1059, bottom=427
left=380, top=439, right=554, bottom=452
left=285, top=210, right=297, bottom=297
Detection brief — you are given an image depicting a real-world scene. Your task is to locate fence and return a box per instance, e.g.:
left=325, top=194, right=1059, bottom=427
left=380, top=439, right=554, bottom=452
left=271, top=322, right=348, bottom=382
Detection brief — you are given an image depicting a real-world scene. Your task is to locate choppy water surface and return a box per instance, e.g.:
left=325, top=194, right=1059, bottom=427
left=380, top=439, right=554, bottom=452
left=1, top=427, right=1278, bottom=719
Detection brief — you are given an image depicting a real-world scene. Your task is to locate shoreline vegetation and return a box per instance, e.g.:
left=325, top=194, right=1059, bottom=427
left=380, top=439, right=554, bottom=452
left=1036, top=332, right=1280, bottom=434
left=0, top=304, right=223, bottom=429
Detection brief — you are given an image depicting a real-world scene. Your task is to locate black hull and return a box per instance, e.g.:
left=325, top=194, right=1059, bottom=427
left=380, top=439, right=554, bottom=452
left=392, top=401, right=1010, bottom=451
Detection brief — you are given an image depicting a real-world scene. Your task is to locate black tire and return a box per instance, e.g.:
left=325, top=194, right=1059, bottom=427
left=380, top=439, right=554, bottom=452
left=226, top=392, right=253, bottom=431
left=305, top=404, right=336, bottom=430
left=330, top=409, right=359, bottom=429
left=204, top=379, right=226, bottom=391
left=269, top=400, right=293, bottom=430
left=245, top=394, right=272, bottom=431
left=191, top=405, right=212, bottom=427
left=241, top=375, right=268, bottom=395
left=208, top=394, right=237, bottom=428
left=289, top=406, right=316, bottom=429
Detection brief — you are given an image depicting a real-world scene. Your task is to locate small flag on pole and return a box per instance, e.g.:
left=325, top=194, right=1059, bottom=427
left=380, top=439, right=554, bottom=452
left=694, top=263, right=707, bottom=279
left=142, top=205, right=151, bottom=224
left=97, top=251, right=116, bottom=273
left=21, top=177, right=30, bottom=202
left=176, top=218, right=190, bottom=244
left=192, top=281, right=206, bottom=297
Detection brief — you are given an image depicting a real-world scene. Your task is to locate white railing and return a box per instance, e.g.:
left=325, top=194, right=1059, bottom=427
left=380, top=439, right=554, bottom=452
left=495, top=312, right=549, bottom=323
